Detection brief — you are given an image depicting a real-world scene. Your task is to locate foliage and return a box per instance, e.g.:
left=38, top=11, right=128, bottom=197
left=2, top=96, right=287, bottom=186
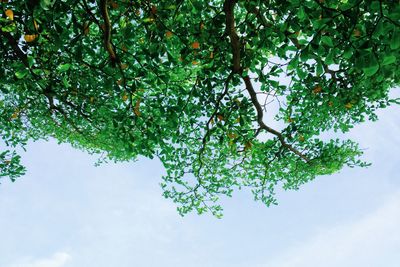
left=1, top=0, right=399, bottom=216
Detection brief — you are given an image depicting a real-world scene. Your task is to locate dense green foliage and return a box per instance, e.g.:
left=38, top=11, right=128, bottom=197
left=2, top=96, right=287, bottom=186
left=1, top=0, right=399, bottom=216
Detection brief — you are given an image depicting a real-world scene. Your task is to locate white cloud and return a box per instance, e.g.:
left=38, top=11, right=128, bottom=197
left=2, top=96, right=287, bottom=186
left=264, top=191, right=400, bottom=267
left=9, top=252, right=71, bottom=267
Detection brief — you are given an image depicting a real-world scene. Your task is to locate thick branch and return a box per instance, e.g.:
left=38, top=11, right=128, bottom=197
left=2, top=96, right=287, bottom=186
left=243, top=76, right=310, bottom=162
left=223, top=0, right=241, bottom=73
left=1, top=32, right=28, bottom=67
left=223, top=0, right=310, bottom=162
left=99, top=0, right=117, bottom=63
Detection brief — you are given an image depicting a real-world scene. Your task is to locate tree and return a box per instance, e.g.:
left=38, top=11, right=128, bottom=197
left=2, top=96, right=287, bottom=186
left=1, top=0, right=399, bottom=216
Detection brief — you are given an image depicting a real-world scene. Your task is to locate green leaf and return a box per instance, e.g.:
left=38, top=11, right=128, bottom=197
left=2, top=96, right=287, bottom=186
left=27, top=56, right=35, bottom=68
left=362, top=65, right=379, bottom=76
left=40, top=0, right=55, bottom=10
left=343, top=47, right=353, bottom=59
left=57, top=63, right=71, bottom=72
left=321, top=36, right=334, bottom=47
left=382, top=55, right=396, bottom=66
left=390, top=28, right=400, bottom=50
left=362, top=53, right=379, bottom=76
left=142, top=17, right=155, bottom=23
left=325, top=52, right=334, bottom=65
left=15, top=69, right=29, bottom=79
left=388, top=98, right=400, bottom=105
left=316, top=61, right=324, bottom=76
left=287, top=57, right=299, bottom=70
left=297, top=68, right=307, bottom=79
left=297, top=7, right=306, bottom=21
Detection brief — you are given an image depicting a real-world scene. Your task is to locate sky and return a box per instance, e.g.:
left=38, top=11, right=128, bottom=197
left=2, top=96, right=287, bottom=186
left=0, top=99, right=400, bottom=266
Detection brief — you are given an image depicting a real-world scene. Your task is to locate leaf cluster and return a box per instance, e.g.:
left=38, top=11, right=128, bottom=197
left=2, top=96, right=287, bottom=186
left=0, top=0, right=399, bottom=216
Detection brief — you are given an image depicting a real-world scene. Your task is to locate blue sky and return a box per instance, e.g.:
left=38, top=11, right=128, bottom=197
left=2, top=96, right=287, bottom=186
left=1, top=100, right=399, bottom=266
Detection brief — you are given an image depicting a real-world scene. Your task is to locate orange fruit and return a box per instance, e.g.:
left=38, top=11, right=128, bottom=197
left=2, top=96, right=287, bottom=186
left=134, top=99, right=141, bottom=116
left=5, top=9, right=13, bottom=20
left=353, top=29, right=361, bottom=37
left=11, top=111, right=18, bottom=119
left=110, top=1, right=118, bottom=9
left=191, top=41, right=200, bottom=49
left=345, top=103, right=353, bottom=109
left=227, top=133, right=238, bottom=139
left=313, top=85, right=322, bottom=94
left=165, top=31, right=173, bottom=39
left=24, top=34, right=38, bottom=42
left=244, top=141, right=252, bottom=150
left=83, top=22, right=90, bottom=35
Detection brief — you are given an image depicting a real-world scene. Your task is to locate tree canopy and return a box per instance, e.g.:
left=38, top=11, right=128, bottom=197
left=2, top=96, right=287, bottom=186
left=1, top=0, right=399, bottom=216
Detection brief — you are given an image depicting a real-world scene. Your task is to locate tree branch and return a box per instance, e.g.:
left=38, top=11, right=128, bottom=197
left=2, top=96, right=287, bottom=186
left=99, top=0, right=117, bottom=64
left=1, top=32, right=28, bottom=67
left=243, top=76, right=310, bottom=162
left=224, top=0, right=241, bottom=74
left=223, top=0, right=310, bottom=162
